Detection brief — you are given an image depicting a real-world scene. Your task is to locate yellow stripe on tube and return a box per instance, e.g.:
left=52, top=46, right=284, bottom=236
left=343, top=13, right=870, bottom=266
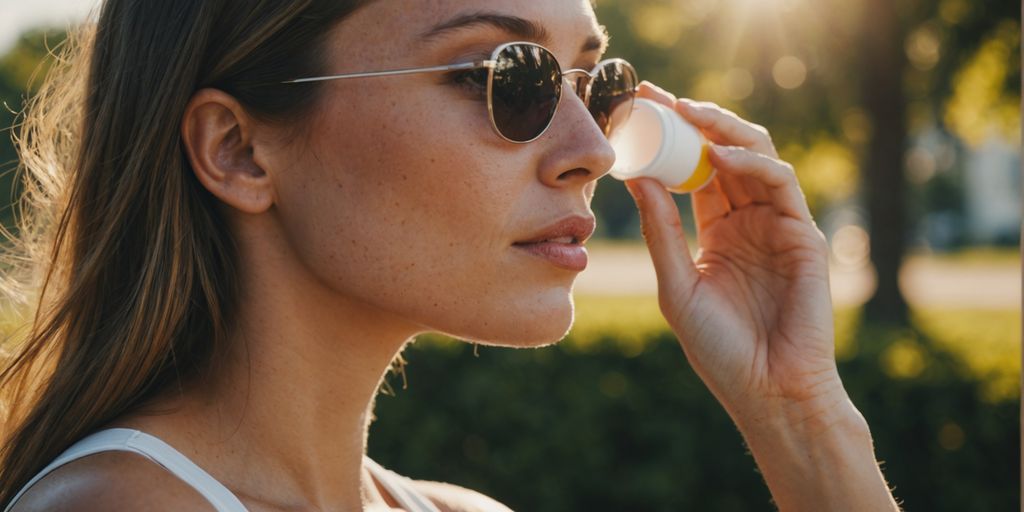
left=667, top=143, right=714, bottom=193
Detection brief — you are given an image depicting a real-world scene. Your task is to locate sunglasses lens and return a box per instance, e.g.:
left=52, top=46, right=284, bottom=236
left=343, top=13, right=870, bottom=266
left=490, top=44, right=561, bottom=142
left=589, top=60, right=638, bottom=136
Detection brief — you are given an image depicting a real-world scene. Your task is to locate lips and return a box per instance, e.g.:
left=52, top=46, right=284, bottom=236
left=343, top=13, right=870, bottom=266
left=512, top=215, right=597, bottom=246
left=512, top=215, right=596, bottom=272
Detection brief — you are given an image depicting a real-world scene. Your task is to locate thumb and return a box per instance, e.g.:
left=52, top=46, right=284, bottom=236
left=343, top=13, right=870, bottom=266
left=625, top=177, right=700, bottom=301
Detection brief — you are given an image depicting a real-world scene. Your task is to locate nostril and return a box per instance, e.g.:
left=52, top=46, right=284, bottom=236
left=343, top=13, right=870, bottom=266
left=557, top=168, right=591, bottom=180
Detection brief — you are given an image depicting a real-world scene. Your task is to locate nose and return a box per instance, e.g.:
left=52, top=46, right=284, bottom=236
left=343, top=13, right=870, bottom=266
left=535, top=82, right=616, bottom=188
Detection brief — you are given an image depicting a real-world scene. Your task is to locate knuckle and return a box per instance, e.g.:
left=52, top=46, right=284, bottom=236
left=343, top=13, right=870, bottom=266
left=657, top=288, right=680, bottom=319
left=778, top=161, right=797, bottom=177
left=750, top=123, right=776, bottom=150
left=811, top=227, right=829, bottom=251
left=815, top=228, right=829, bottom=248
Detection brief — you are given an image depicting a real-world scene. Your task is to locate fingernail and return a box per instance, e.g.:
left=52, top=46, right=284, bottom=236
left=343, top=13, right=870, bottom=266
left=640, top=82, right=676, bottom=102
left=710, top=144, right=729, bottom=157
left=640, top=80, right=663, bottom=92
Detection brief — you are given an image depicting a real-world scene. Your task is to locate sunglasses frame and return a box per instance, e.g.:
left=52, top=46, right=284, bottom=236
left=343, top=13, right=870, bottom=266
left=282, top=41, right=638, bottom=144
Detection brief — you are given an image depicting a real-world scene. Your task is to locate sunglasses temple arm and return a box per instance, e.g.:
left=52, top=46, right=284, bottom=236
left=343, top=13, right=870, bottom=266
left=282, top=61, right=494, bottom=84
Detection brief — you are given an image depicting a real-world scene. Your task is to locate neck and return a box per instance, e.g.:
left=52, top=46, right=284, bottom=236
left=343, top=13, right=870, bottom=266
left=122, top=219, right=425, bottom=510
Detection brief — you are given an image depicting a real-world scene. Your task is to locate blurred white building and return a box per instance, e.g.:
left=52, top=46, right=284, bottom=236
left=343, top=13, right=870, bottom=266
left=963, top=136, right=1021, bottom=244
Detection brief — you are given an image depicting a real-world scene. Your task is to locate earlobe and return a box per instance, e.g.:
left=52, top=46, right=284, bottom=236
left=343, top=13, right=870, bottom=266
left=181, top=88, right=275, bottom=214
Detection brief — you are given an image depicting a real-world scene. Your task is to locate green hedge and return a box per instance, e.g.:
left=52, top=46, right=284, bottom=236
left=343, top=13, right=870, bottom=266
left=368, top=327, right=1017, bottom=511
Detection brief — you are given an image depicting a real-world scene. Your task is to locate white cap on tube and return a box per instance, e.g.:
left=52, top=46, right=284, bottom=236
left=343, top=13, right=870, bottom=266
left=608, top=98, right=715, bottom=193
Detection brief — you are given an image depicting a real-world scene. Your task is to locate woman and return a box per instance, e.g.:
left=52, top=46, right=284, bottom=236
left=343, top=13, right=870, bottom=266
left=0, top=0, right=900, bottom=510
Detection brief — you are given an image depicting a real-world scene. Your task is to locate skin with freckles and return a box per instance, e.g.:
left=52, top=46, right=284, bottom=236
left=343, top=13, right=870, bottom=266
left=261, top=0, right=616, bottom=347
left=13, top=0, right=899, bottom=510
left=16, top=1, right=613, bottom=511
left=184, top=0, right=614, bottom=507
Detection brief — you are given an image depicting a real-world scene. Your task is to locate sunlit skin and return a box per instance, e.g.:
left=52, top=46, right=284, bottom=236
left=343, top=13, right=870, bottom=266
left=626, top=84, right=843, bottom=429
left=20, top=0, right=897, bottom=510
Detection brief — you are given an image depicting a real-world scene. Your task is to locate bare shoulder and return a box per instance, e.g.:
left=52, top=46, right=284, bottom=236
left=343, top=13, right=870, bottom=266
left=408, top=479, right=514, bottom=512
left=9, top=450, right=214, bottom=512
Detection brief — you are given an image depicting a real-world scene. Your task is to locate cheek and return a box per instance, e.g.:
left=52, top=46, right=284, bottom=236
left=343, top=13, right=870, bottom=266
left=272, top=88, right=528, bottom=315
left=272, top=86, right=574, bottom=342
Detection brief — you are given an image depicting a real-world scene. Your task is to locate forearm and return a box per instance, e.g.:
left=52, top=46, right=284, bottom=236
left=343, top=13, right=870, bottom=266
left=735, top=393, right=900, bottom=512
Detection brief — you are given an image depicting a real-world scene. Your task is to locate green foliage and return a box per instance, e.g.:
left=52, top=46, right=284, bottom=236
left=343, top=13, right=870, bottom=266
left=371, top=333, right=771, bottom=512
left=913, top=308, right=1021, bottom=402
left=591, top=0, right=1020, bottom=239
left=839, top=322, right=1018, bottom=511
left=368, top=307, right=1018, bottom=511
left=943, top=21, right=1021, bottom=147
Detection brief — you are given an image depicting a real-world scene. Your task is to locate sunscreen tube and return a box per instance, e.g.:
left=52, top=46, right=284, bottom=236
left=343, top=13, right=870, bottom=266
left=608, top=98, right=715, bottom=194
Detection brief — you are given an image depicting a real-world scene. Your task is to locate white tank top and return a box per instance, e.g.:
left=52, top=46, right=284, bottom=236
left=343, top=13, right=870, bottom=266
left=4, top=428, right=440, bottom=512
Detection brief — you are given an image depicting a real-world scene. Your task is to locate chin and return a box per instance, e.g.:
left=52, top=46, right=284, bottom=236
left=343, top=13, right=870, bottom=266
left=441, top=293, right=577, bottom=349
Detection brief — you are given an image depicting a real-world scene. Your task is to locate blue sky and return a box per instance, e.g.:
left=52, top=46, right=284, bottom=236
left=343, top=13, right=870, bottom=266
left=1, top=0, right=97, bottom=53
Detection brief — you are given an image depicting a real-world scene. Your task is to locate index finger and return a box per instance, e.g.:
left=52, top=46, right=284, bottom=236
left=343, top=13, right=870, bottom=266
left=675, top=100, right=778, bottom=158
left=636, top=81, right=676, bottom=110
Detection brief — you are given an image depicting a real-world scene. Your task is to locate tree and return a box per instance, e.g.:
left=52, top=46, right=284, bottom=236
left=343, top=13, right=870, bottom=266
left=860, top=0, right=910, bottom=325
left=856, top=0, right=1019, bottom=325
left=592, top=0, right=1018, bottom=327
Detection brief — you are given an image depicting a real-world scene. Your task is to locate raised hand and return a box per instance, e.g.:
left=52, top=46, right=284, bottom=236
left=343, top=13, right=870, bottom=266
left=623, top=82, right=899, bottom=511
left=624, top=82, right=845, bottom=427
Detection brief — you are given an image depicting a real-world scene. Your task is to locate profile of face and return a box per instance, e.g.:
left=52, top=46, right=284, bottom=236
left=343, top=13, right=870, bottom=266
left=242, top=0, right=617, bottom=347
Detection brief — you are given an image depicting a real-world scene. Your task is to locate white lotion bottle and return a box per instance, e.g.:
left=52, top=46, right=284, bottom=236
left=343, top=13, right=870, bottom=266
left=608, top=98, right=715, bottom=194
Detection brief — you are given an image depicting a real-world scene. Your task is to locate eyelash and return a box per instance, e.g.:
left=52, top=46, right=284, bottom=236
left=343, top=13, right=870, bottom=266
left=447, top=68, right=489, bottom=98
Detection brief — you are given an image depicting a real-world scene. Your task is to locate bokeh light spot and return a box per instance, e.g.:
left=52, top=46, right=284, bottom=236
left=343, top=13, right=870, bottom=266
left=938, top=422, right=966, bottom=451
left=939, top=0, right=971, bottom=25
left=905, top=25, right=942, bottom=71
left=840, top=108, right=872, bottom=144
left=831, top=224, right=870, bottom=269
left=905, top=147, right=937, bottom=184
left=772, top=56, right=806, bottom=89
left=881, top=339, right=928, bottom=380
left=722, top=67, right=755, bottom=100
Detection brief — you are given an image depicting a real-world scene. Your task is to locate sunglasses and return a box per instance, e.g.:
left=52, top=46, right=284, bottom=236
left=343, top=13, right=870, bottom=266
left=283, top=41, right=639, bottom=143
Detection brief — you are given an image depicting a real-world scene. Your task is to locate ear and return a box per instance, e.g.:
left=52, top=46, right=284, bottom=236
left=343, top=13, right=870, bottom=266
left=181, top=89, right=275, bottom=214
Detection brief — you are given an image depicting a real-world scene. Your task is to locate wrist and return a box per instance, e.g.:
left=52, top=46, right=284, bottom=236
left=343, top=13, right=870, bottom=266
left=732, top=390, right=898, bottom=511
left=735, top=384, right=867, bottom=444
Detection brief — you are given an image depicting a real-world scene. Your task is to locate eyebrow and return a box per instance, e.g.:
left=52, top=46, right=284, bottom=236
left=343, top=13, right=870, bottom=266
left=421, top=12, right=609, bottom=54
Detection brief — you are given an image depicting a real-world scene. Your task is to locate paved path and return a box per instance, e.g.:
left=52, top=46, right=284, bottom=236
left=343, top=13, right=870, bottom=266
left=576, top=245, right=1021, bottom=309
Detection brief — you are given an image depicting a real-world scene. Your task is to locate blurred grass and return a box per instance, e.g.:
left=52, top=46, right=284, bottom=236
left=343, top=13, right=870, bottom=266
left=569, top=294, right=1020, bottom=402
left=570, top=294, right=669, bottom=350
left=907, top=246, right=1020, bottom=266
left=913, top=308, right=1021, bottom=402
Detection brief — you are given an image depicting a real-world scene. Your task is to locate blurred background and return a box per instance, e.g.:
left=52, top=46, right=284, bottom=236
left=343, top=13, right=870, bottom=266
left=1, top=0, right=1020, bottom=510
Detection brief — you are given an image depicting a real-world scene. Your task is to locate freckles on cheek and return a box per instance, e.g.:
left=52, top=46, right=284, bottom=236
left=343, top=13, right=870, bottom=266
left=317, top=86, right=520, bottom=245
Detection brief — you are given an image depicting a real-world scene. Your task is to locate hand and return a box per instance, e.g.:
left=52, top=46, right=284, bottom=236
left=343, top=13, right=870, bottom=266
left=625, top=82, right=846, bottom=430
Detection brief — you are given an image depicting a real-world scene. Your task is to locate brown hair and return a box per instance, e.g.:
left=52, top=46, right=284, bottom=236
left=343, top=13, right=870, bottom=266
left=0, top=0, right=369, bottom=503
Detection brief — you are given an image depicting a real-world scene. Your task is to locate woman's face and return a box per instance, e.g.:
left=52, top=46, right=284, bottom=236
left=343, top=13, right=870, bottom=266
left=263, top=0, right=616, bottom=346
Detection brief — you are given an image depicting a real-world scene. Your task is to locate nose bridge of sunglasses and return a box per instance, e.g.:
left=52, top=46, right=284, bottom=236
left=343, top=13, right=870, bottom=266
left=562, top=69, right=596, bottom=102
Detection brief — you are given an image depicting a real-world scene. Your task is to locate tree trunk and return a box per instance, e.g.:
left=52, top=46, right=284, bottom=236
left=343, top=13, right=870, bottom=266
left=861, top=0, right=910, bottom=326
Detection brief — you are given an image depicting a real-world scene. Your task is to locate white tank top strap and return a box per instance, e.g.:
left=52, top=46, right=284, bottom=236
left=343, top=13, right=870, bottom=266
left=6, top=427, right=440, bottom=512
left=362, top=456, right=442, bottom=512
left=5, top=427, right=248, bottom=511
